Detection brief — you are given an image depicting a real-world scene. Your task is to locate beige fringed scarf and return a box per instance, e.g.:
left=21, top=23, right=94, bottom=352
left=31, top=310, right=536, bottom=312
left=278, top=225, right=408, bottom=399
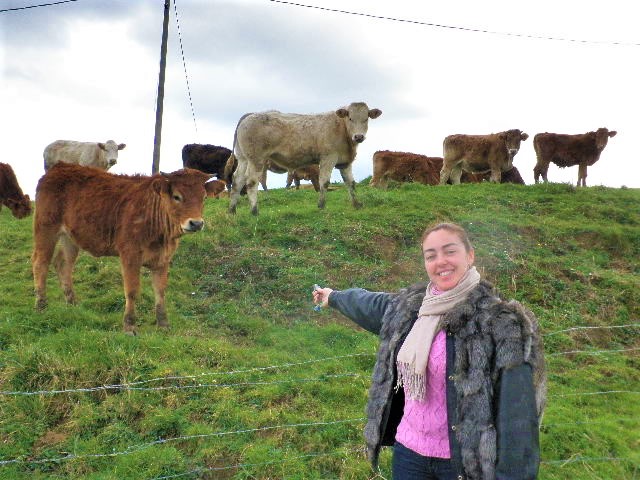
left=396, top=266, right=481, bottom=400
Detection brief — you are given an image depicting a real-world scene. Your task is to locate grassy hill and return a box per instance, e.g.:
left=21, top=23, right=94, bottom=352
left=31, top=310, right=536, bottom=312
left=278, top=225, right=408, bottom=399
left=1, top=181, right=639, bottom=479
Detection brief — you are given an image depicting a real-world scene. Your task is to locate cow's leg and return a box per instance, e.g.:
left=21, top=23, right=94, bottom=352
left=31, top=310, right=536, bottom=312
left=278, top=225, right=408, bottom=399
left=338, top=163, right=362, bottom=209
left=244, top=162, right=263, bottom=216
left=120, top=257, right=142, bottom=335
left=578, top=164, right=587, bottom=187
left=311, top=175, right=320, bottom=192
left=489, top=168, right=502, bottom=183
left=228, top=160, right=248, bottom=214
left=32, top=228, right=59, bottom=311
left=259, top=166, right=268, bottom=192
left=286, top=172, right=294, bottom=189
left=53, top=234, right=79, bottom=305
left=316, top=161, right=334, bottom=209
left=449, top=165, right=463, bottom=185
left=150, top=265, right=170, bottom=329
left=440, top=164, right=453, bottom=185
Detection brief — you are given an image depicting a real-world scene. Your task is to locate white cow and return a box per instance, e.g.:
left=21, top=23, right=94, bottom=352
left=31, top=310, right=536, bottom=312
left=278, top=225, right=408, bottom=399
left=228, top=102, right=382, bottom=215
left=43, top=140, right=126, bottom=171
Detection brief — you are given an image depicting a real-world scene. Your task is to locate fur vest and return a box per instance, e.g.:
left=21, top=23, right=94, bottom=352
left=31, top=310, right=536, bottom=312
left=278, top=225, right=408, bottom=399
left=364, top=280, right=546, bottom=478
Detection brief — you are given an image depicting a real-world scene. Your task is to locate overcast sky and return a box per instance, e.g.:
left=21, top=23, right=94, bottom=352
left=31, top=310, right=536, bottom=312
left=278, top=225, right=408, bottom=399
left=2, top=0, right=639, bottom=197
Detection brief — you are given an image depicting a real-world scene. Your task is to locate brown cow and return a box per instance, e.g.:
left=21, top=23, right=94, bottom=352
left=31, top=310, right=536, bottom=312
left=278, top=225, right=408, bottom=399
left=182, top=144, right=234, bottom=190
left=370, top=151, right=442, bottom=188
left=533, top=128, right=617, bottom=186
left=0, top=163, right=32, bottom=219
left=463, top=165, right=525, bottom=184
left=370, top=151, right=525, bottom=188
left=440, top=129, right=529, bottom=184
left=32, top=163, right=226, bottom=334
left=286, top=165, right=320, bottom=191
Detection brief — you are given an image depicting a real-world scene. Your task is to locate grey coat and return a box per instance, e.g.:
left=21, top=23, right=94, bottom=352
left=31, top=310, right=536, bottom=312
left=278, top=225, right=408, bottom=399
left=329, top=280, right=546, bottom=480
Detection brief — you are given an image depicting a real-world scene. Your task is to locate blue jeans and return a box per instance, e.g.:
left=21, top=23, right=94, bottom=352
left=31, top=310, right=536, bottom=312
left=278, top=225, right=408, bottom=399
left=392, top=442, right=457, bottom=480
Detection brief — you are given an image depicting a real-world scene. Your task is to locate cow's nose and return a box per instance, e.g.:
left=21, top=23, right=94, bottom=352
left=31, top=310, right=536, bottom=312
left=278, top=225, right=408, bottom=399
left=188, top=219, right=204, bottom=231
left=353, top=134, right=365, bottom=143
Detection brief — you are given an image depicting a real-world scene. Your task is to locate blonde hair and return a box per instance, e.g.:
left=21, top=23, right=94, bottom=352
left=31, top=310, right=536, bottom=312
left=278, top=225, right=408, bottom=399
left=420, top=222, right=473, bottom=252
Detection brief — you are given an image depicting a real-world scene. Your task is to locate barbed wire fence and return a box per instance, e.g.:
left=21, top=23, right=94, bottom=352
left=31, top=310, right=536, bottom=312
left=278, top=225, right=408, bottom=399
left=1, top=323, right=638, bottom=477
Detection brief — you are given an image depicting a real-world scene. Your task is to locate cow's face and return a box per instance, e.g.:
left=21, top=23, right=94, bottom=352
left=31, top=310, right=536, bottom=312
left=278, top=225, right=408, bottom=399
left=502, top=130, right=529, bottom=157
left=595, top=128, right=617, bottom=151
left=335, top=102, right=382, bottom=144
left=98, top=140, right=126, bottom=169
left=6, top=194, right=32, bottom=219
left=155, top=169, right=225, bottom=233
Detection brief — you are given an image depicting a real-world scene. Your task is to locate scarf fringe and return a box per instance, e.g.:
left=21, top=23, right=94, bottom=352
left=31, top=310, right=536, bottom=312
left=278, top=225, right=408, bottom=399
left=397, top=362, right=427, bottom=400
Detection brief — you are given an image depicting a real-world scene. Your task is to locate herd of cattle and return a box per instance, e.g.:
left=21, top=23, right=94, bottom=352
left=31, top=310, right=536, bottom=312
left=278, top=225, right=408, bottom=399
left=0, top=101, right=618, bottom=333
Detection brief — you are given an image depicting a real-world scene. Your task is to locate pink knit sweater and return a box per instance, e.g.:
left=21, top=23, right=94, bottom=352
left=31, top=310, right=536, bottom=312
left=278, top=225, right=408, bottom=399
left=394, top=329, right=451, bottom=458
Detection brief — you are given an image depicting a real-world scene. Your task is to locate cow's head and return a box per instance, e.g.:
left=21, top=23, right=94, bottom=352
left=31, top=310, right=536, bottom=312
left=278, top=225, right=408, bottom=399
left=595, top=128, right=617, bottom=151
left=4, top=194, right=32, bottom=219
left=97, top=140, right=126, bottom=169
left=153, top=168, right=225, bottom=234
left=336, top=102, right=382, bottom=144
left=501, top=129, right=529, bottom=157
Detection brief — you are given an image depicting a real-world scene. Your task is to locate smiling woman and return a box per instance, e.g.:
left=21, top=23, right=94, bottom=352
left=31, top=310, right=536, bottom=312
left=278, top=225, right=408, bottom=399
left=312, top=221, right=547, bottom=479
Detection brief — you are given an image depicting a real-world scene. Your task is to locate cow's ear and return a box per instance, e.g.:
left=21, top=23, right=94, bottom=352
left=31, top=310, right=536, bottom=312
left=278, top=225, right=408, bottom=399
left=97, top=143, right=106, bottom=150
left=521, top=132, right=529, bottom=141
left=152, top=176, right=169, bottom=195
left=369, top=108, right=382, bottom=119
left=335, top=108, right=349, bottom=118
left=609, top=131, right=617, bottom=138
left=118, top=143, right=126, bottom=150
left=205, top=179, right=226, bottom=198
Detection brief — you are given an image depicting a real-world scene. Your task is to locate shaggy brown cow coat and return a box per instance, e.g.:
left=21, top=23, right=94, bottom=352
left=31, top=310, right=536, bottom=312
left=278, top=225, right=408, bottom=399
left=0, top=162, right=31, bottom=219
left=533, top=128, right=617, bottom=186
left=32, top=163, right=225, bottom=334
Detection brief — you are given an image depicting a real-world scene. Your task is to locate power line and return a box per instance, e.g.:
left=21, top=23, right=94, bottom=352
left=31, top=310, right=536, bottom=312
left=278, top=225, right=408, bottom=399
left=544, top=323, right=640, bottom=336
left=0, top=0, right=79, bottom=13
left=268, top=0, right=640, bottom=47
left=173, top=0, right=198, bottom=136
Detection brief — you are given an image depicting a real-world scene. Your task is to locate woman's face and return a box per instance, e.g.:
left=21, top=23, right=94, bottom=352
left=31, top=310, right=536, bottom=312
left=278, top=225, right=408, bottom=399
left=422, top=229, right=475, bottom=291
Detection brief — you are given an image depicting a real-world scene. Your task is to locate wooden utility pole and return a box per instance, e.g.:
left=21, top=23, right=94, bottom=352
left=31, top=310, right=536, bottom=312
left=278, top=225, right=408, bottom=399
left=152, top=0, right=170, bottom=174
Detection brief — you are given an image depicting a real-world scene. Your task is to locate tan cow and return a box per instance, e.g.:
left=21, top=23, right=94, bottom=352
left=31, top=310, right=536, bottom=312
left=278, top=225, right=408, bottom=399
left=32, top=163, right=225, bottom=334
left=440, top=130, right=529, bottom=184
left=533, top=128, right=617, bottom=186
left=44, top=140, right=126, bottom=171
left=0, top=162, right=32, bottom=219
left=228, top=102, right=382, bottom=215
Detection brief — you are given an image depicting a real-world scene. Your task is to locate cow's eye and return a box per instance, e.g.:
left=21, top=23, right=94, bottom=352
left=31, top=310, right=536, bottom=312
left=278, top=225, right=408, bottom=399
left=172, top=194, right=183, bottom=202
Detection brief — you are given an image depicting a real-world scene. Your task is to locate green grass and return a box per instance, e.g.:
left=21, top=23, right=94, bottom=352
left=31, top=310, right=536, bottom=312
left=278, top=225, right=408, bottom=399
left=1, top=181, right=639, bottom=479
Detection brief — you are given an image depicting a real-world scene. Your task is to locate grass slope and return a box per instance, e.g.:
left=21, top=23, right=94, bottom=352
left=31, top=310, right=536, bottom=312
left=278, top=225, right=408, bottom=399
left=1, top=181, right=639, bottom=479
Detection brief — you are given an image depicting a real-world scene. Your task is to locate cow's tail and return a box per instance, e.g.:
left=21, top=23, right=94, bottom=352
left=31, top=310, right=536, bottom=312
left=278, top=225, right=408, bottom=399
left=225, top=112, right=253, bottom=186
left=223, top=152, right=236, bottom=184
